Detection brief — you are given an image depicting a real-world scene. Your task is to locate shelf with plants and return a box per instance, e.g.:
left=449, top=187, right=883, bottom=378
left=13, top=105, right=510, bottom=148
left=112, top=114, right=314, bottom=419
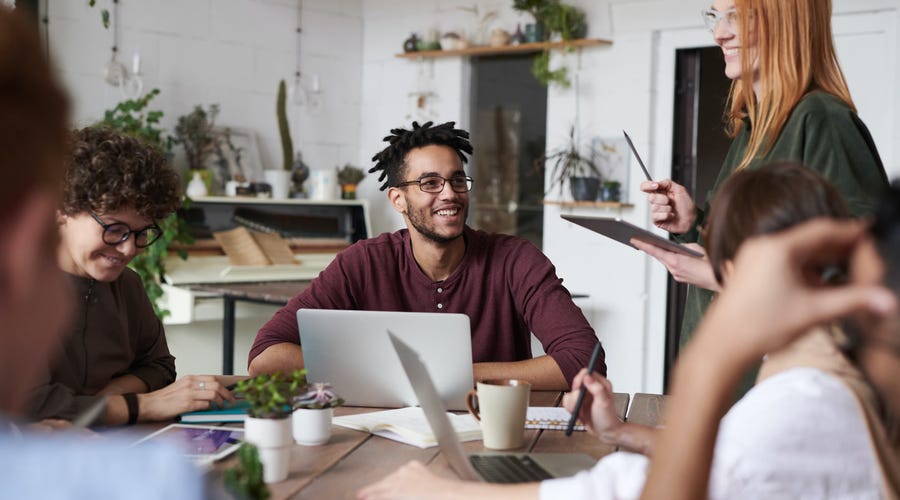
left=542, top=200, right=634, bottom=209
left=394, top=37, right=611, bottom=59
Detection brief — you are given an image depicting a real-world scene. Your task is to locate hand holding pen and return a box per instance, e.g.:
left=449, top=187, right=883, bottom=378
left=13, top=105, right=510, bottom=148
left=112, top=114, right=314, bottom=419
left=565, top=342, right=604, bottom=436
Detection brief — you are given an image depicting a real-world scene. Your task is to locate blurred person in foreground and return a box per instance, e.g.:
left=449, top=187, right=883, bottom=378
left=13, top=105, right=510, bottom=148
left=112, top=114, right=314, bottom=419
left=642, top=183, right=900, bottom=499
left=0, top=7, right=203, bottom=499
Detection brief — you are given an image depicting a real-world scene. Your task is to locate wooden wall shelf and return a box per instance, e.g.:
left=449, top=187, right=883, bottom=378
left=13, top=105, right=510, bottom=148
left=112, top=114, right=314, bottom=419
left=542, top=200, right=634, bottom=209
left=395, top=38, right=612, bottom=59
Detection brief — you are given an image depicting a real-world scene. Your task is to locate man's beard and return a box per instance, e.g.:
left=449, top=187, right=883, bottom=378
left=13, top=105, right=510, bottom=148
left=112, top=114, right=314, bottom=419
left=406, top=205, right=467, bottom=244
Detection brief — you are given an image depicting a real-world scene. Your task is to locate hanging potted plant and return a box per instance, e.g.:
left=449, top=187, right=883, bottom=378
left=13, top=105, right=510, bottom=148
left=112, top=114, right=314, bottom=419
left=233, top=370, right=307, bottom=484
left=292, top=381, right=344, bottom=446
left=535, top=125, right=602, bottom=202
left=335, top=163, right=366, bottom=200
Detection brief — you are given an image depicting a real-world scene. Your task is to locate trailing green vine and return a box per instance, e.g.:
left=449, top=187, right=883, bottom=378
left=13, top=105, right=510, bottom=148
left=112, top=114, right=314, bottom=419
left=512, top=0, right=587, bottom=88
left=532, top=50, right=570, bottom=88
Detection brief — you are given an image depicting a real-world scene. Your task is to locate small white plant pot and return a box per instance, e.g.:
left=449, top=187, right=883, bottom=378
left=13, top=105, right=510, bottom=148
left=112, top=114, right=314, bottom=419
left=292, top=408, right=333, bottom=446
left=264, top=170, right=292, bottom=199
left=244, top=416, right=293, bottom=483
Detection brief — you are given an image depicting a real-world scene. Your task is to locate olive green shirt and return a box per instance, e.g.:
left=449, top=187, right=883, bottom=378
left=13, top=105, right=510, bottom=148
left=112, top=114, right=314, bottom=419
left=679, top=91, right=889, bottom=351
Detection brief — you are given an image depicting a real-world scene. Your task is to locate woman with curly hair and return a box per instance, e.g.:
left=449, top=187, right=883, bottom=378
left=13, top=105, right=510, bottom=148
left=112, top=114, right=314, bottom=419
left=29, top=126, right=234, bottom=426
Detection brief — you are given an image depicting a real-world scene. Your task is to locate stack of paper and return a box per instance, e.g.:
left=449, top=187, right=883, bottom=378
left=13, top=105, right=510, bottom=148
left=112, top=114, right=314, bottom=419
left=333, top=407, right=482, bottom=449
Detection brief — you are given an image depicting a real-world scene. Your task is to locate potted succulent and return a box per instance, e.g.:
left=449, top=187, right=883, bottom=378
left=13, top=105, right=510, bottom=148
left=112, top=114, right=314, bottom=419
left=223, top=443, right=270, bottom=500
left=292, top=381, right=344, bottom=446
left=335, top=164, right=366, bottom=200
left=536, top=126, right=602, bottom=202
left=600, top=180, right=622, bottom=202
left=233, top=370, right=307, bottom=484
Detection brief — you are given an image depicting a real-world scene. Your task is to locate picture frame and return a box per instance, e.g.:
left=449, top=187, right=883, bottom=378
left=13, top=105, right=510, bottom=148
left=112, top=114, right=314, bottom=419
left=591, top=137, right=631, bottom=203
left=209, top=126, right=265, bottom=191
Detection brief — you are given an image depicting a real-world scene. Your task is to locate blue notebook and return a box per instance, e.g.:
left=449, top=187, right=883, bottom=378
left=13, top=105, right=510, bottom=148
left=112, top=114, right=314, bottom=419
left=179, top=400, right=250, bottom=423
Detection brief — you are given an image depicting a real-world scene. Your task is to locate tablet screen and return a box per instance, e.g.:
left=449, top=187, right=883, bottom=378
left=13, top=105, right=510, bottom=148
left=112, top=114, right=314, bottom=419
left=133, top=424, right=244, bottom=465
left=561, top=214, right=703, bottom=258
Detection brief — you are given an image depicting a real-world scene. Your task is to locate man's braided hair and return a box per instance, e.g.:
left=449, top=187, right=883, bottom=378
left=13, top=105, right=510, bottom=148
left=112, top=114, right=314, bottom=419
left=369, top=121, right=473, bottom=191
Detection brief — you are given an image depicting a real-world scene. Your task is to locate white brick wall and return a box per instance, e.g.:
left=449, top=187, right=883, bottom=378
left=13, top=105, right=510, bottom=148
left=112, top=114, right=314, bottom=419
left=45, top=0, right=363, bottom=178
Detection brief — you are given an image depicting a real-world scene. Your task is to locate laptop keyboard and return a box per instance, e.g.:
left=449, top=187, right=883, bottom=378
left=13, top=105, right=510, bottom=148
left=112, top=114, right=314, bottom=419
left=469, top=454, right=553, bottom=483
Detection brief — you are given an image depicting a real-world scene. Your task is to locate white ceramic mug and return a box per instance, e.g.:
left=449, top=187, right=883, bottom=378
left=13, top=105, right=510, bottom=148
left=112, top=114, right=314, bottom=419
left=466, top=379, right=531, bottom=450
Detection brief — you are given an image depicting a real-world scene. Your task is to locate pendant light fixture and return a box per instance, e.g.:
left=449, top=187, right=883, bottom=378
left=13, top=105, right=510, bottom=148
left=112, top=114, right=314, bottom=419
left=288, top=0, right=306, bottom=106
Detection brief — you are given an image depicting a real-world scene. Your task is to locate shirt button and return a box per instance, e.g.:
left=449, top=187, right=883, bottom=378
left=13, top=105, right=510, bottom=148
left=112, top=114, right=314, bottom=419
left=437, top=303, right=443, bottom=309
left=437, top=287, right=443, bottom=293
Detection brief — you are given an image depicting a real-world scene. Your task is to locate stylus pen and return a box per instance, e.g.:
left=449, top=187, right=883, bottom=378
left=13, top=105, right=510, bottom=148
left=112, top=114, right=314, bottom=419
left=565, top=342, right=604, bottom=436
left=623, top=130, right=653, bottom=182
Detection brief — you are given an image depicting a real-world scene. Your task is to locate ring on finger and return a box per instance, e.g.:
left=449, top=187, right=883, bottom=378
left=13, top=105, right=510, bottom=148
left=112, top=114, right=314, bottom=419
left=198, top=381, right=206, bottom=390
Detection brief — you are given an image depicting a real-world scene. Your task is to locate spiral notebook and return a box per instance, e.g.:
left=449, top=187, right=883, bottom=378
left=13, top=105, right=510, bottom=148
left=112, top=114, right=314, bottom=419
left=525, top=407, right=585, bottom=431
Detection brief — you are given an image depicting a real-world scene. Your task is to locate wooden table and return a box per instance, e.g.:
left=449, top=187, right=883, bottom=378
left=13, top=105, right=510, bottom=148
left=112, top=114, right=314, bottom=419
left=189, top=281, right=311, bottom=375
left=212, top=391, right=622, bottom=499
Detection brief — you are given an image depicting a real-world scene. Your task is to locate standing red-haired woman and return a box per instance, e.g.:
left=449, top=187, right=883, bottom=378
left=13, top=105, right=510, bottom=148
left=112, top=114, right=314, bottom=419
left=637, top=0, right=889, bottom=351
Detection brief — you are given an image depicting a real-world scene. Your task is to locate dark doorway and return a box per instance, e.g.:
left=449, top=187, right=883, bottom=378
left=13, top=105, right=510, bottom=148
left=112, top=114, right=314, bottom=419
left=664, top=46, right=732, bottom=390
left=469, top=54, right=548, bottom=248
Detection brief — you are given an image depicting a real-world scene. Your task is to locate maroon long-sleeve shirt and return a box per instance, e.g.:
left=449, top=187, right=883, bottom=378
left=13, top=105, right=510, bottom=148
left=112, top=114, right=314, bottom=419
left=249, top=226, right=603, bottom=384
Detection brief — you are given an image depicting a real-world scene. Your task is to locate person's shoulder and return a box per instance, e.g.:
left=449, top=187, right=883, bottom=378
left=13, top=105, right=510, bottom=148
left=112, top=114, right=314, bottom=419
left=1, top=433, right=205, bottom=499
left=335, top=230, right=407, bottom=267
left=711, top=367, right=880, bottom=498
left=793, top=91, right=854, bottom=121
left=721, top=367, right=864, bottom=442
left=342, top=230, right=405, bottom=253
left=468, top=227, right=538, bottom=253
left=736, top=367, right=855, bottom=410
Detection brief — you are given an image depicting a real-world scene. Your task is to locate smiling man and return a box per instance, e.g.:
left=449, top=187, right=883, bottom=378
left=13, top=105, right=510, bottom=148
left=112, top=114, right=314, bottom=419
left=248, top=121, right=601, bottom=389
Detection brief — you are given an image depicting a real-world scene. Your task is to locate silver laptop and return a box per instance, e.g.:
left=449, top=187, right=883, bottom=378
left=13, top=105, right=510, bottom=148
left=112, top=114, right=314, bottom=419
left=388, top=331, right=596, bottom=483
left=297, top=309, right=473, bottom=410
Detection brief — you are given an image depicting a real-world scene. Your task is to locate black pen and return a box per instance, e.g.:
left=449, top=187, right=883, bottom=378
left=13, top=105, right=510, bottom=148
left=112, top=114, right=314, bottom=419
left=565, top=342, right=603, bottom=436
left=623, top=130, right=653, bottom=182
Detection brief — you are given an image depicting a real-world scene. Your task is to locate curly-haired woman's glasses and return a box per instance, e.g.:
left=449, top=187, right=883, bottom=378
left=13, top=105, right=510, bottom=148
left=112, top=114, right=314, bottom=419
left=396, top=175, right=474, bottom=193
left=90, top=212, right=162, bottom=248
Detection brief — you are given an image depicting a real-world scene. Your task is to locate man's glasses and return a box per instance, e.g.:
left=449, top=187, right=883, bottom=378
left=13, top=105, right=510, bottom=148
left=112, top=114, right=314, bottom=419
left=396, top=175, right=474, bottom=194
left=701, top=8, right=742, bottom=35
left=90, top=212, right=162, bottom=248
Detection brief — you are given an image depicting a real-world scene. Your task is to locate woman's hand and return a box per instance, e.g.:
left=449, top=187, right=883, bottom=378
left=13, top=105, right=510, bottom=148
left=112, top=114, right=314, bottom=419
left=137, top=375, right=234, bottom=422
left=561, top=369, right=621, bottom=437
left=631, top=239, right=720, bottom=291
left=357, top=460, right=538, bottom=500
left=640, top=179, right=697, bottom=235
left=357, top=460, right=460, bottom=499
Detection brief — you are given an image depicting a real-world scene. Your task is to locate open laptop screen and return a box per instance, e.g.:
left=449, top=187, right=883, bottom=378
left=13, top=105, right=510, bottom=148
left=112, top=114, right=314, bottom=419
left=297, top=309, right=474, bottom=410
